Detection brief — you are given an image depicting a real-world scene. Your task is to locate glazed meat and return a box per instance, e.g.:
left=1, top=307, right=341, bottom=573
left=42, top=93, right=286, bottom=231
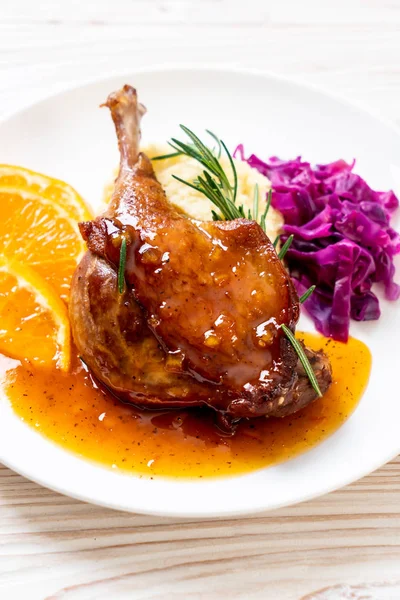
left=69, top=85, right=332, bottom=422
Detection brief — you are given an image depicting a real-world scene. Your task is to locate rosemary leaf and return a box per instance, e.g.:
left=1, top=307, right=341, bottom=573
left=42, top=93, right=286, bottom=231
left=281, top=324, right=322, bottom=397
left=299, top=285, right=316, bottom=304
left=118, top=238, right=127, bottom=294
left=206, top=130, right=222, bottom=159
left=152, top=151, right=183, bottom=161
left=260, top=190, right=272, bottom=232
left=273, top=234, right=280, bottom=248
left=238, top=204, right=246, bottom=218
left=170, top=139, right=210, bottom=171
left=179, top=126, right=217, bottom=172
left=253, top=183, right=259, bottom=222
left=265, top=189, right=272, bottom=218
left=172, top=174, right=204, bottom=194
left=278, top=234, right=294, bottom=260
left=201, top=171, right=242, bottom=220
left=220, top=140, right=238, bottom=204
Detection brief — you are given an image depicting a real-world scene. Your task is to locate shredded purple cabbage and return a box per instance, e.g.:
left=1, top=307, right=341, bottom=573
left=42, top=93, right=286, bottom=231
left=235, top=145, right=400, bottom=342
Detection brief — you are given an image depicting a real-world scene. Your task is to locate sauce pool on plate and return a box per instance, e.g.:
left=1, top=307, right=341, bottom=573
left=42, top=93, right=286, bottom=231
left=0, top=332, right=371, bottom=479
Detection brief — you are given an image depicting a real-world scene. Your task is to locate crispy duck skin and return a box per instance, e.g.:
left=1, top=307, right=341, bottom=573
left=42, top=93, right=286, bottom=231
left=69, top=85, right=332, bottom=421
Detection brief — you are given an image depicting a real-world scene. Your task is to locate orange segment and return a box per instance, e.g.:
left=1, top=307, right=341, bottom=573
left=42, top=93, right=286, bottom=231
left=0, top=257, right=70, bottom=371
left=0, top=165, right=92, bottom=302
left=0, top=164, right=91, bottom=222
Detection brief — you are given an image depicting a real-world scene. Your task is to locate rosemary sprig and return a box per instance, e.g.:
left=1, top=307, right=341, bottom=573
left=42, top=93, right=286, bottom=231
left=118, top=238, right=127, bottom=294
left=281, top=324, right=322, bottom=397
left=159, top=126, right=275, bottom=232
left=168, top=126, right=242, bottom=221
left=299, top=285, right=316, bottom=304
left=153, top=128, right=321, bottom=397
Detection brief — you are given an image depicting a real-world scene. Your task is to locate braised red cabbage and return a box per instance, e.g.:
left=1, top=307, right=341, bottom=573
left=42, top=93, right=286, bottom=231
left=235, top=145, right=400, bottom=342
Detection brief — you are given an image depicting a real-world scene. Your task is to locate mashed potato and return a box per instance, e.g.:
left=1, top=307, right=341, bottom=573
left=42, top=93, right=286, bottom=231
left=104, top=143, right=283, bottom=244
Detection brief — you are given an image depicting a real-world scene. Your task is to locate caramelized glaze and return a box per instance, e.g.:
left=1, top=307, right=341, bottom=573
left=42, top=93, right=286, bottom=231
left=1, top=332, right=371, bottom=478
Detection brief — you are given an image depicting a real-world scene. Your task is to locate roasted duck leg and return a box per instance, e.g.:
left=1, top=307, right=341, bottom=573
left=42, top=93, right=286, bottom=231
left=70, top=85, right=331, bottom=422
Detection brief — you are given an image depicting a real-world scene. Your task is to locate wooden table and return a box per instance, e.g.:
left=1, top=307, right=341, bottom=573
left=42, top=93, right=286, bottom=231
left=1, top=2, right=400, bottom=598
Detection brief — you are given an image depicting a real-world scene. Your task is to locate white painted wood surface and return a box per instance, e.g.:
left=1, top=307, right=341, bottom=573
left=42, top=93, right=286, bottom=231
left=1, top=1, right=400, bottom=598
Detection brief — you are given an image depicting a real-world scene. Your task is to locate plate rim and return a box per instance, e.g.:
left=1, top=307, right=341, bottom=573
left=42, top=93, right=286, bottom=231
left=1, top=62, right=400, bottom=138
left=1, top=424, right=399, bottom=519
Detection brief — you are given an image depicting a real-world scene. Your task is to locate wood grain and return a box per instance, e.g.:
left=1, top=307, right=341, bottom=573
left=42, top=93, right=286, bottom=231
left=2, top=459, right=400, bottom=599
left=1, top=1, right=400, bottom=598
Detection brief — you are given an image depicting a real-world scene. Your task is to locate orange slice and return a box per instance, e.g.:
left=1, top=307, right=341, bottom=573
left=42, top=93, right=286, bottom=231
left=0, top=165, right=92, bottom=302
left=0, top=257, right=70, bottom=371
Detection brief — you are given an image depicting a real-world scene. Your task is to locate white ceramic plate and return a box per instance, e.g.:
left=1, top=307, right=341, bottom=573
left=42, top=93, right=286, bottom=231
left=0, top=66, right=399, bottom=518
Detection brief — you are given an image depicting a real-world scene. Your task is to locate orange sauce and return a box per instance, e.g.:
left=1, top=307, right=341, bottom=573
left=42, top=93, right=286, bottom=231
left=0, top=332, right=371, bottom=479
